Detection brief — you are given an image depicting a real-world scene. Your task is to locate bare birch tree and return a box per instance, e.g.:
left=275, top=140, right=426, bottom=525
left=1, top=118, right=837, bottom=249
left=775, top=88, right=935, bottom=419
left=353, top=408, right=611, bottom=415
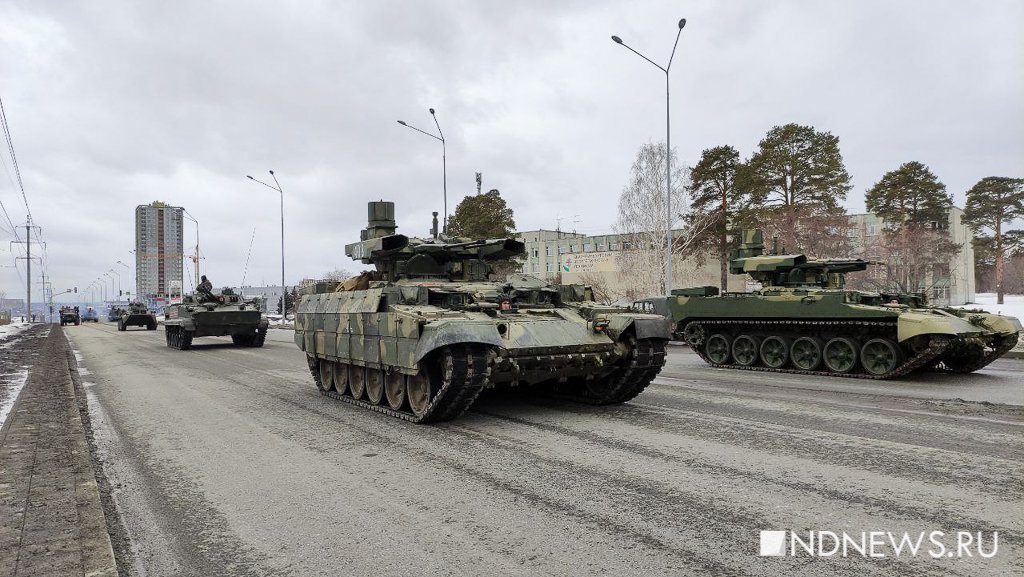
left=614, top=141, right=717, bottom=299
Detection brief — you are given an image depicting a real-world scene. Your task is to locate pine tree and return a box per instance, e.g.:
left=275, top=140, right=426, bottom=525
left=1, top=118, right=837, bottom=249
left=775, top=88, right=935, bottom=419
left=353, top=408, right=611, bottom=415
left=445, top=189, right=516, bottom=239
left=685, top=145, right=751, bottom=290
left=962, top=176, right=1024, bottom=304
left=864, top=162, right=957, bottom=295
left=745, top=123, right=852, bottom=254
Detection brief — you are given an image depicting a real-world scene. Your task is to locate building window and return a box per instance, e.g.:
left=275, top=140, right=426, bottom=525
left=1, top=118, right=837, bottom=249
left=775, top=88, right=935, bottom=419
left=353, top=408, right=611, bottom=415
left=598, top=243, right=606, bottom=251
left=546, top=262, right=553, bottom=272
left=546, top=246, right=552, bottom=256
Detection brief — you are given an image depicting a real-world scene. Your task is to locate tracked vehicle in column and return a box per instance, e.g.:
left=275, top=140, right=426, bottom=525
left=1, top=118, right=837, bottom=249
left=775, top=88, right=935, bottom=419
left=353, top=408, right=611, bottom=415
left=164, top=288, right=269, bottom=350
left=655, top=230, right=1021, bottom=379
left=118, top=302, right=157, bottom=331
left=295, top=201, right=671, bottom=423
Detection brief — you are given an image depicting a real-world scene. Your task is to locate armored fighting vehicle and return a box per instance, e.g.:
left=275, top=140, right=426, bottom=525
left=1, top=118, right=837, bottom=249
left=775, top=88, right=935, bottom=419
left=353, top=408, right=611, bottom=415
left=59, top=306, right=80, bottom=326
left=107, top=305, right=125, bottom=322
left=118, top=302, right=157, bottom=331
left=656, top=230, right=1021, bottom=379
left=81, top=307, right=99, bottom=322
left=164, top=288, right=268, bottom=350
left=295, top=201, right=671, bottom=423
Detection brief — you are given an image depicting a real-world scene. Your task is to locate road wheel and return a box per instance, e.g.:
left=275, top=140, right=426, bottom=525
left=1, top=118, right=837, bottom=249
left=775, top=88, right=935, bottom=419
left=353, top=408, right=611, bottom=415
left=118, top=321, right=126, bottom=332
left=681, top=322, right=705, bottom=347
left=366, top=369, right=384, bottom=405
left=406, top=371, right=433, bottom=418
left=823, top=337, right=859, bottom=373
left=861, top=338, right=903, bottom=376
left=348, top=365, right=366, bottom=400
left=318, top=359, right=336, bottom=392
left=385, top=371, right=406, bottom=410
left=165, top=327, right=173, bottom=347
left=791, top=337, right=823, bottom=371
left=705, top=333, right=731, bottom=364
left=332, top=362, right=349, bottom=395
left=731, top=334, right=761, bottom=366
left=180, top=330, right=193, bottom=350
left=759, top=336, right=789, bottom=369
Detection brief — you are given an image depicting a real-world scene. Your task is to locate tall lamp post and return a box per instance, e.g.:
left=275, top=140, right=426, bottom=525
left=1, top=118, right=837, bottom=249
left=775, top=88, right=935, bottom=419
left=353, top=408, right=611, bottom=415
left=397, top=108, right=447, bottom=233
left=108, top=268, right=121, bottom=299
left=612, top=17, right=687, bottom=296
left=246, top=171, right=286, bottom=316
left=181, top=210, right=201, bottom=291
left=116, top=260, right=130, bottom=300
left=103, top=272, right=115, bottom=303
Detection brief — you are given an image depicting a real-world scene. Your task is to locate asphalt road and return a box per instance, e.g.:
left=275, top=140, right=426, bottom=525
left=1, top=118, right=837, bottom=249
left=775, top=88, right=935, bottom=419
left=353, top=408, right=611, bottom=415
left=66, top=322, right=1023, bottom=577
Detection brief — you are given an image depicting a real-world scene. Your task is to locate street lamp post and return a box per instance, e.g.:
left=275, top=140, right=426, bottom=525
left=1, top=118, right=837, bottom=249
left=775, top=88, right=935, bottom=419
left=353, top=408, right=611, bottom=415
left=116, top=260, right=130, bottom=299
left=246, top=171, right=286, bottom=316
left=612, top=18, right=687, bottom=296
left=181, top=210, right=201, bottom=291
left=109, top=268, right=121, bottom=300
left=103, top=272, right=114, bottom=303
left=397, top=108, right=447, bottom=233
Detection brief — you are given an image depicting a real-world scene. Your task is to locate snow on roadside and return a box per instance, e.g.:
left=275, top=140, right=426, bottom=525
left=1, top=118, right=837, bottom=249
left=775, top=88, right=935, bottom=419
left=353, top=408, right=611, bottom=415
left=0, top=367, right=29, bottom=429
left=953, top=293, right=1024, bottom=320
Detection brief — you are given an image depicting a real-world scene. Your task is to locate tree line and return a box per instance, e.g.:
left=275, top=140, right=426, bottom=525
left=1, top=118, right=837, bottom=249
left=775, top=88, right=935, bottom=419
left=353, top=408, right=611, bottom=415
left=678, top=123, right=1023, bottom=304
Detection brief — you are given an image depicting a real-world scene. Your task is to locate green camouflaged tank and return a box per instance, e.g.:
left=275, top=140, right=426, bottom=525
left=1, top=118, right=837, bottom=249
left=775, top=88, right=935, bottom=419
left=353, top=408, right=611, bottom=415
left=648, top=230, right=1021, bottom=379
left=164, top=288, right=268, bottom=350
left=295, top=201, right=671, bottom=423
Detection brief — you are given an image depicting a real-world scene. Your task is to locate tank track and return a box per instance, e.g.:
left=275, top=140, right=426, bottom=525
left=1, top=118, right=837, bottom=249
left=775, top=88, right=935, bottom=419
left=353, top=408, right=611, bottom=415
left=253, top=325, right=268, bottom=347
left=308, top=344, right=491, bottom=423
left=687, top=320, right=950, bottom=380
left=547, top=337, right=668, bottom=405
left=165, top=325, right=194, bottom=350
left=933, top=333, right=1019, bottom=374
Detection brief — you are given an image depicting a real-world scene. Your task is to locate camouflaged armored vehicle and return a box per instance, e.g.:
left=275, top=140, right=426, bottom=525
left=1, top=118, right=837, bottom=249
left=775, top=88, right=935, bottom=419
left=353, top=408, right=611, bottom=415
left=81, top=306, right=99, bottom=322
left=653, top=230, right=1021, bottom=378
left=295, top=201, right=671, bottom=423
left=107, top=305, right=125, bottom=322
left=59, top=306, right=81, bottom=326
left=118, top=302, right=157, bottom=331
left=164, top=287, right=268, bottom=350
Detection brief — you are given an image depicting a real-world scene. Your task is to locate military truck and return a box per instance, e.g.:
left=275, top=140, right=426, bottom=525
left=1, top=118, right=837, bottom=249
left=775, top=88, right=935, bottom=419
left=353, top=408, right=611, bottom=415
left=295, top=201, right=671, bottom=423
left=81, top=307, right=99, bottom=322
left=655, top=230, right=1021, bottom=379
left=59, top=306, right=81, bottom=326
left=118, top=302, right=157, bottom=331
left=164, top=288, right=268, bottom=349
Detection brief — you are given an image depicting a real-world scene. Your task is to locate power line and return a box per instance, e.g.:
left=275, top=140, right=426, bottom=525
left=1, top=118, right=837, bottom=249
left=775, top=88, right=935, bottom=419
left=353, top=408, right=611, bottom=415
left=0, top=97, right=32, bottom=223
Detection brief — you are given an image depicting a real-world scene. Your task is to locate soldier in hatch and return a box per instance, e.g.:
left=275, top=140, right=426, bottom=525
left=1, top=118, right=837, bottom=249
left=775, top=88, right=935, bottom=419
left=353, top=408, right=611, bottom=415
left=196, top=275, right=215, bottom=303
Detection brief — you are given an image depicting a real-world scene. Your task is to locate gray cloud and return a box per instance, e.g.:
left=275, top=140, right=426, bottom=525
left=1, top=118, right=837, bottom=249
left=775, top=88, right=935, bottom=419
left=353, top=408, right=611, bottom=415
left=1, top=0, right=1021, bottom=301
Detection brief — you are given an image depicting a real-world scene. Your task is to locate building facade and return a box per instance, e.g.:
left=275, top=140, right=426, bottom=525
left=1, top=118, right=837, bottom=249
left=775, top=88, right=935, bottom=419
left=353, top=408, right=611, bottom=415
left=847, top=206, right=975, bottom=305
left=514, top=229, right=745, bottom=301
left=135, top=201, right=184, bottom=307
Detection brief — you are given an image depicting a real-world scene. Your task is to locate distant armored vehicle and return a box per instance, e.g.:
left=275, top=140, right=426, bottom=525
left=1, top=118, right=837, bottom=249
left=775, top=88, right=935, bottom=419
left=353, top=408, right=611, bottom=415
left=81, top=307, right=99, bottom=322
left=107, top=305, right=125, bottom=322
left=653, top=230, right=1021, bottom=379
left=164, top=287, right=268, bottom=350
left=295, top=201, right=671, bottom=423
left=59, top=306, right=81, bottom=326
left=118, top=302, right=157, bottom=331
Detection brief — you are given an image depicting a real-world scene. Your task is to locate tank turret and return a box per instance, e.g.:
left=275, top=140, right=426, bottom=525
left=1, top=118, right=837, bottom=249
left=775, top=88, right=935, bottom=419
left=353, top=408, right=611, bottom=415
left=344, top=201, right=525, bottom=282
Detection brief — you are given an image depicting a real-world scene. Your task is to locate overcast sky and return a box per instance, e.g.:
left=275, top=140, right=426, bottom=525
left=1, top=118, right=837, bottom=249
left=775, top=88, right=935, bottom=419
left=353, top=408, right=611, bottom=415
left=1, top=0, right=1021, bottom=303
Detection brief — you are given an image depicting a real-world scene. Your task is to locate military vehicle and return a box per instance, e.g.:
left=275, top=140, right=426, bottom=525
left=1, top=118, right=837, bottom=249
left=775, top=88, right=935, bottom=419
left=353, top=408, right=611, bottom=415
left=81, top=307, right=99, bottom=322
left=164, top=288, right=268, bottom=349
left=59, top=306, right=80, bottom=326
left=107, top=305, right=125, bottom=322
left=655, top=230, right=1021, bottom=379
left=295, top=201, right=671, bottom=423
left=118, top=302, right=157, bottom=331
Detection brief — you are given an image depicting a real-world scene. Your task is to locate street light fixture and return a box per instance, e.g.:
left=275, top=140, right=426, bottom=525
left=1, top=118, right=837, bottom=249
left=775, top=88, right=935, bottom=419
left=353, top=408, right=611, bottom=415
left=181, top=210, right=201, bottom=291
left=397, top=108, right=448, bottom=233
left=108, top=268, right=121, bottom=299
left=612, top=17, right=687, bottom=296
left=103, top=272, right=114, bottom=302
left=246, top=171, right=286, bottom=316
left=116, top=260, right=130, bottom=299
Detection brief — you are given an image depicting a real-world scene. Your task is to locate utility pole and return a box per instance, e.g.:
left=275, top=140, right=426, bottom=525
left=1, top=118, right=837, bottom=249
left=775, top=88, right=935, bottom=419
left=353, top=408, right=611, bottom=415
left=12, top=219, right=43, bottom=322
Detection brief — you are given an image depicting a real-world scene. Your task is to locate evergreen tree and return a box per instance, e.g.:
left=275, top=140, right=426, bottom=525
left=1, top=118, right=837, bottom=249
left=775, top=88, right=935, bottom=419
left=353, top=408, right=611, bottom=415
left=864, top=162, right=957, bottom=295
left=685, top=145, right=751, bottom=290
left=446, top=189, right=516, bottom=239
left=745, top=123, right=852, bottom=254
left=962, top=176, right=1024, bottom=304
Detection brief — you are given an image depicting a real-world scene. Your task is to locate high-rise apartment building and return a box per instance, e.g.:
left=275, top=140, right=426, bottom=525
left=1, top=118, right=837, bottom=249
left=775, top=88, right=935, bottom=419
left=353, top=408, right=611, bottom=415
left=135, top=201, right=184, bottom=306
